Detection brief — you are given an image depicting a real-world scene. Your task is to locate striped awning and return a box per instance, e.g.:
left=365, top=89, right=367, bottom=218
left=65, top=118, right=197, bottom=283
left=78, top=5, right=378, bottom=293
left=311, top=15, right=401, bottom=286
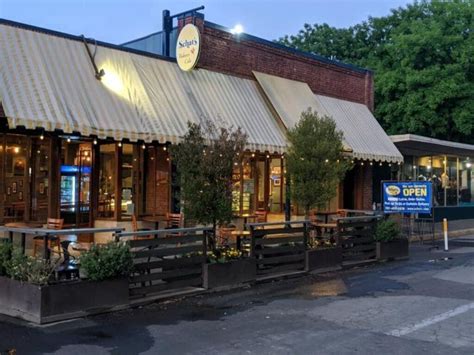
left=0, top=21, right=287, bottom=153
left=253, top=71, right=403, bottom=163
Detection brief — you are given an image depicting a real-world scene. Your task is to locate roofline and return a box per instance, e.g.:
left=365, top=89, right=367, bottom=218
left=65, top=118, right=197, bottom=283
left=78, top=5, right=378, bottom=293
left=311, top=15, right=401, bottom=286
left=0, top=18, right=176, bottom=64
left=121, top=26, right=178, bottom=46
left=390, top=134, right=474, bottom=153
left=204, top=21, right=372, bottom=75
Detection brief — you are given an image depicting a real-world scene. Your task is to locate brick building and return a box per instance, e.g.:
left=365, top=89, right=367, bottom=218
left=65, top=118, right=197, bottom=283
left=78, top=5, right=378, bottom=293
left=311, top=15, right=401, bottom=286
left=0, top=10, right=402, bottom=233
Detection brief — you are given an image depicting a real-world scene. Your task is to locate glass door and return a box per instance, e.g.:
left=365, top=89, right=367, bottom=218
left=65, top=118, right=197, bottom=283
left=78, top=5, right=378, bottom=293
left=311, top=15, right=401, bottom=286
left=60, top=140, right=92, bottom=227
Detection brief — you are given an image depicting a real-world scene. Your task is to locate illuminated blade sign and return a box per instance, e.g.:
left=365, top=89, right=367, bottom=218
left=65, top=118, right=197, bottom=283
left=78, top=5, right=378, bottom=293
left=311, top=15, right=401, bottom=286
left=383, top=181, right=432, bottom=214
left=176, top=24, right=201, bottom=72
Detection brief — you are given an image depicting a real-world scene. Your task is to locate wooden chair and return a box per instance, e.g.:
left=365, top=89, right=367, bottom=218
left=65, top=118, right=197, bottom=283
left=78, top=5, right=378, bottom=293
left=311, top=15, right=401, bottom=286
left=166, top=213, right=184, bottom=229
left=255, top=210, right=268, bottom=223
left=131, top=215, right=153, bottom=240
left=33, top=218, right=63, bottom=257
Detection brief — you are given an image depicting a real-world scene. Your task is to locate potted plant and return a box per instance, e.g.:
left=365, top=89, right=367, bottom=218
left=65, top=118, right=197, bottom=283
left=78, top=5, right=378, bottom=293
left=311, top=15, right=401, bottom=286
left=203, top=246, right=256, bottom=289
left=305, top=236, right=342, bottom=272
left=375, top=219, right=409, bottom=261
left=0, top=242, right=132, bottom=324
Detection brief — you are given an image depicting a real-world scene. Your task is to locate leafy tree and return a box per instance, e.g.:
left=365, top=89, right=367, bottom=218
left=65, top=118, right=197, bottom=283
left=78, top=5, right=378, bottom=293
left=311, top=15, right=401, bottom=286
left=278, top=1, right=474, bottom=143
left=286, top=109, right=351, bottom=217
left=171, top=121, right=247, bottom=233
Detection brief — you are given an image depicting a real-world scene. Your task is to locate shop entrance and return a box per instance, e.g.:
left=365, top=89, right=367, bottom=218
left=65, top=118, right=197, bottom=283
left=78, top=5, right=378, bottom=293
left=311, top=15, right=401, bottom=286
left=343, top=168, right=356, bottom=209
left=60, top=140, right=92, bottom=227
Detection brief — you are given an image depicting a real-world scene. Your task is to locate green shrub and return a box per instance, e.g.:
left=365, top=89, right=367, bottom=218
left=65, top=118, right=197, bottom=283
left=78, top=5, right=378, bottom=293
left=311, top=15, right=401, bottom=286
left=80, top=242, right=133, bottom=281
left=374, top=219, right=401, bottom=242
left=4, top=249, right=56, bottom=285
left=0, top=241, right=12, bottom=276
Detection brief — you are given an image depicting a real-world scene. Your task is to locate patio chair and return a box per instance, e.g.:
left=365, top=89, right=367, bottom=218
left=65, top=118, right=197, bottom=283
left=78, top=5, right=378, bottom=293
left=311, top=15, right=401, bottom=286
left=33, top=218, right=63, bottom=257
left=131, top=215, right=153, bottom=240
left=166, top=213, right=184, bottom=229
left=255, top=210, right=268, bottom=223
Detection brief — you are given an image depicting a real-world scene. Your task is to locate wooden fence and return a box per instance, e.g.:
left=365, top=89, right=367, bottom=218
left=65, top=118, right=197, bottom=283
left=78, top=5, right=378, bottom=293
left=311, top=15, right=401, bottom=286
left=116, top=227, right=211, bottom=298
left=337, top=216, right=380, bottom=266
left=248, top=221, right=309, bottom=278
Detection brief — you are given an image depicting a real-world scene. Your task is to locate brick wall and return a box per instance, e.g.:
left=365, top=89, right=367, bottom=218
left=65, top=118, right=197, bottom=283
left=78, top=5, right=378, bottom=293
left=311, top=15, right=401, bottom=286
left=178, top=16, right=374, bottom=109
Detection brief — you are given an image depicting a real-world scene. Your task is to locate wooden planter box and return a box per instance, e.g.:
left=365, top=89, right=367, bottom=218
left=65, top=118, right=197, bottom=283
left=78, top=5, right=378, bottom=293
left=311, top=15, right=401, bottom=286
left=0, top=276, right=129, bottom=324
left=203, top=258, right=256, bottom=289
left=376, top=239, right=409, bottom=261
left=305, top=247, right=342, bottom=272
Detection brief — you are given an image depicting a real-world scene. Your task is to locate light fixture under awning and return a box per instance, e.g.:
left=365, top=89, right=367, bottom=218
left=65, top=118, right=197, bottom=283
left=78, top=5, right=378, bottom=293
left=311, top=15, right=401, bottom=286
left=253, top=71, right=403, bottom=163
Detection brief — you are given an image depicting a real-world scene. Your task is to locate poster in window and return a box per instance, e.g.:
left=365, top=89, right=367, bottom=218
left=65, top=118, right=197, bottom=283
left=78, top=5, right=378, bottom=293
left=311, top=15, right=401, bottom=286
left=39, top=183, right=45, bottom=195
left=13, top=157, right=26, bottom=176
left=18, top=191, right=23, bottom=201
left=274, top=178, right=281, bottom=187
left=12, top=182, right=17, bottom=194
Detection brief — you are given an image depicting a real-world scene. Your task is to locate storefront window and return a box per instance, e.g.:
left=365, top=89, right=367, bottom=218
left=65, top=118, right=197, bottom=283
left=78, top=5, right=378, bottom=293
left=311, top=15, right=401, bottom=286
left=459, top=158, right=473, bottom=205
left=257, top=159, right=266, bottom=210
left=232, top=162, right=241, bottom=213
left=142, top=146, right=169, bottom=216
left=4, top=136, right=28, bottom=222
left=98, top=144, right=116, bottom=218
left=269, top=158, right=282, bottom=213
left=121, top=144, right=134, bottom=219
left=30, top=138, right=50, bottom=221
left=60, top=140, right=92, bottom=226
left=242, top=156, right=255, bottom=213
left=445, top=157, right=458, bottom=206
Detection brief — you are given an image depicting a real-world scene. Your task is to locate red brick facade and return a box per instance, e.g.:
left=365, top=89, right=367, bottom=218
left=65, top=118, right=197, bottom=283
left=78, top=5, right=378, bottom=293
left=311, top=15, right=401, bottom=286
left=179, top=16, right=374, bottom=110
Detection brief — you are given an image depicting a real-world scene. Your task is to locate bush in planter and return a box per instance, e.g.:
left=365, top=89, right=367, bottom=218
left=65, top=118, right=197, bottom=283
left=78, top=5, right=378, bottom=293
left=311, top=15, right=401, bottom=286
left=207, top=247, right=242, bottom=264
left=307, top=237, right=337, bottom=249
left=80, top=242, right=133, bottom=281
left=0, top=241, right=12, bottom=276
left=374, top=219, right=401, bottom=242
left=4, top=249, right=57, bottom=285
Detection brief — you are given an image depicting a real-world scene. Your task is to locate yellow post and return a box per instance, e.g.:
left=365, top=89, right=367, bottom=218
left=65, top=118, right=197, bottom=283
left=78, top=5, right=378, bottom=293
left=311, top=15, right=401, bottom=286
left=443, top=218, right=448, bottom=251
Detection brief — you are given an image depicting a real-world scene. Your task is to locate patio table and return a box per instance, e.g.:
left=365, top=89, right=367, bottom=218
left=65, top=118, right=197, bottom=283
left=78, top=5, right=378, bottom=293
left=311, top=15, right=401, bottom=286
left=141, top=215, right=168, bottom=230
left=5, top=221, right=44, bottom=254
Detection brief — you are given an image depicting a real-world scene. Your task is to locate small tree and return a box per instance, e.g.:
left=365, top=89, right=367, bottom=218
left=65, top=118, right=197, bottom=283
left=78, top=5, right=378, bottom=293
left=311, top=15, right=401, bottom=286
left=286, top=109, right=351, bottom=217
left=171, top=120, right=248, bottom=234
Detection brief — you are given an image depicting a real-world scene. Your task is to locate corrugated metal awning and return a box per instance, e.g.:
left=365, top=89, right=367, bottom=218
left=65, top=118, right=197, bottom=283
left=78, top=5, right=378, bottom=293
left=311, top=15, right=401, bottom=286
left=253, top=71, right=403, bottom=163
left=0, top=22, right=287, bottom=153
left=391, top=134, right=474, bottom=157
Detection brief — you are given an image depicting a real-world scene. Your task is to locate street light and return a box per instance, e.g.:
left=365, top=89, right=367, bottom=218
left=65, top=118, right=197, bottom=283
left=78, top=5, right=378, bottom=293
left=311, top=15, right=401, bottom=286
left=230, top=24, right=244, bottom=35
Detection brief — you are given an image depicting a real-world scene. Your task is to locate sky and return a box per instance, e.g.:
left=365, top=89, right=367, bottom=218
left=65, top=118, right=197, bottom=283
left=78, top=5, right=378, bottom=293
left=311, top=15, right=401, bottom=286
left=0, top=0, right=411, bottom=44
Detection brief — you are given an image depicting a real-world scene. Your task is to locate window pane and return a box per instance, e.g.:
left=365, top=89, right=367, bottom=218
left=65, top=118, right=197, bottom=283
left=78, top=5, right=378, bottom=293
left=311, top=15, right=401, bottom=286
left=269, top=158, right=282, bottom=213
left=232, top=162, right=241, bottom=213
left=460, top=158, right=473, bottom=205
left=121, top=144, right=134, bottom=219
left=4, top=135, right=28, bottom=222
left=143, top=146, right=170, bottom=215
left=242, top=156, right=255, bottom=213
left=31, top=137, right=50, bottom=221
left=445, top=157, right=458, bottom=206
left=98, top=144, right=116, bottom=218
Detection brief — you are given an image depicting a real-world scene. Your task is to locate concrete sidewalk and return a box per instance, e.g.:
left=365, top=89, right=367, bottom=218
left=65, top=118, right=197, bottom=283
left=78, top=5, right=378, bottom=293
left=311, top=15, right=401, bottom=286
left=2, top=241, right=474, bottom=354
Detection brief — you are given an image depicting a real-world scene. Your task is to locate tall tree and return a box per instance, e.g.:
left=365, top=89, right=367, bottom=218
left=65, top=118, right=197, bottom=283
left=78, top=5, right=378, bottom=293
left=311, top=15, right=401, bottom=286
left=279, top=1, right=474, bottom=143
left=286, top=109, right=351, bottom=217
left=171, top=121, right=247, bottom=233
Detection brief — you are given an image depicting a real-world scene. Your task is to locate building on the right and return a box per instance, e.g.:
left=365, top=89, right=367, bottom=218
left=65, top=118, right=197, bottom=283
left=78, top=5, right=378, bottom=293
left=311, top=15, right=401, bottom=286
left=390, top=134, right=474, bottom=221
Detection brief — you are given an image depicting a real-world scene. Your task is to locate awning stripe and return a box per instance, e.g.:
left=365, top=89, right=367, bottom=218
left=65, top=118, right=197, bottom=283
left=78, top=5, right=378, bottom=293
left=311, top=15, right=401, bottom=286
left=0, top=23, right=287, bottom=153
left=253, top=71, right=403, bottom=163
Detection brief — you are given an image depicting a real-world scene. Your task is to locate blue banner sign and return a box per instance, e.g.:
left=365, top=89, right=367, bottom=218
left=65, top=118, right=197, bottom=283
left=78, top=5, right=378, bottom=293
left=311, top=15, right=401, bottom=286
left=383, top=181, right=432, bottom=214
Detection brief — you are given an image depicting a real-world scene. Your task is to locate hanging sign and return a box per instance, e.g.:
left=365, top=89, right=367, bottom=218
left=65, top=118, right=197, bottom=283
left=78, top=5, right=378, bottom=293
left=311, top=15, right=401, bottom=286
left=176, top=24, right=201, bottom=71
left=382, top=181, right=432, bottom=214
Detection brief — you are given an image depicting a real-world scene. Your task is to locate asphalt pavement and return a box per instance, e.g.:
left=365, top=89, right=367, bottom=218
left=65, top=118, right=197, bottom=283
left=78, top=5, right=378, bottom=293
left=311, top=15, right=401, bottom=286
left=2, top=238, right=474, bottom=354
